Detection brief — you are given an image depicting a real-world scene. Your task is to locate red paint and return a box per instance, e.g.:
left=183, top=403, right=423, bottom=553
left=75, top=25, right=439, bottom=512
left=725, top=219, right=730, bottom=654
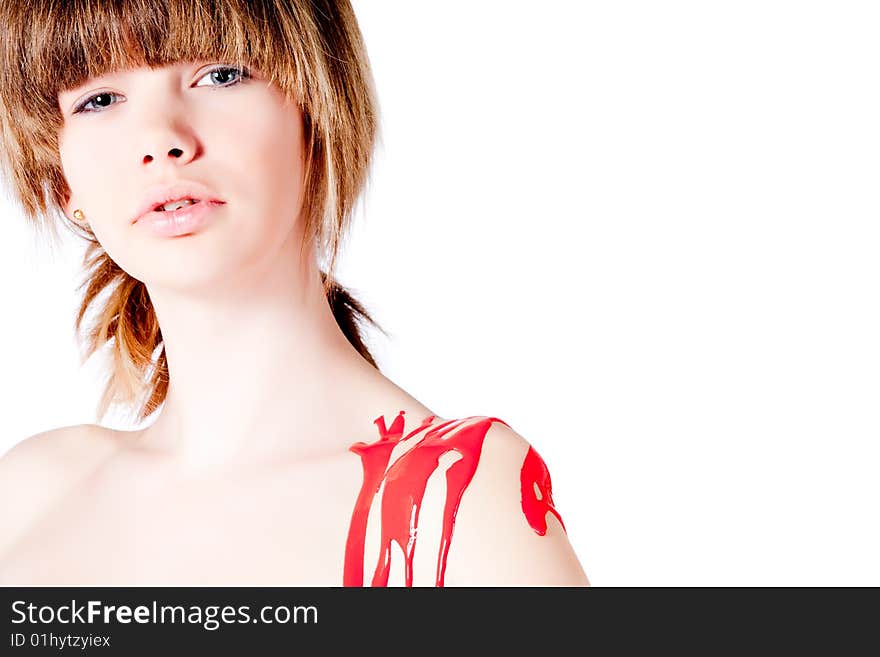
left=344, top=410, right=568, bottom=587
left=343, top=411, right=439, bottom=587
left=520, top=445, right=566, bottom=535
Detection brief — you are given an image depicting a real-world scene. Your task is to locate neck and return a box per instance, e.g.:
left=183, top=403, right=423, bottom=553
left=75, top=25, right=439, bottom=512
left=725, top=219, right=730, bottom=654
left=131, top=229, right=388, bottom=472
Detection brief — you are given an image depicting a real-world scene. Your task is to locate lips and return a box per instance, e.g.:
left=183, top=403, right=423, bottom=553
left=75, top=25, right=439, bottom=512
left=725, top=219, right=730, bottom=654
left=133, top=181, right=225, bottom=224
left=137, top=198, right=223, bottom=238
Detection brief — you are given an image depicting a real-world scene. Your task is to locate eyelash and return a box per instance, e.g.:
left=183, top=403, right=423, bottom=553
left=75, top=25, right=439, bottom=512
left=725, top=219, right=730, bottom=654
left=71, top=65, right=251, bottom=115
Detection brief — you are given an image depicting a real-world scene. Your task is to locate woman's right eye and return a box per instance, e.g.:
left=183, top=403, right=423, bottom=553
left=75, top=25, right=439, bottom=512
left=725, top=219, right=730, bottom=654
left=72, top=92, right=122, bottom=115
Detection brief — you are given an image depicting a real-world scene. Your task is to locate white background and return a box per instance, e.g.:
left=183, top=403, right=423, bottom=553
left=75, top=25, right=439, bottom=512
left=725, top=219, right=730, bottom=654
left=1, top=1, right=878, bottom=585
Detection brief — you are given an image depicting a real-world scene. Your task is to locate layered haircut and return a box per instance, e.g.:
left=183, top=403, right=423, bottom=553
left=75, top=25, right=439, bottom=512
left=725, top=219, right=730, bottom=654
left=0, top=0, right=386, bottom=423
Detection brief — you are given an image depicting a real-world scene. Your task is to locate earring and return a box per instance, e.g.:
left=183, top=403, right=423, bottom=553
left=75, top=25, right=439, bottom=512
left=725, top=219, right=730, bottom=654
left=73, top=209, right=85, bottom=223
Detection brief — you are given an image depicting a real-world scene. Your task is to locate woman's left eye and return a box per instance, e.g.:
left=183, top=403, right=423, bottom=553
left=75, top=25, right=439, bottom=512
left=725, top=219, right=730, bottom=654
left=194, top=65, right=251, bottom=88
left=73, top=66, right=251, bottom=114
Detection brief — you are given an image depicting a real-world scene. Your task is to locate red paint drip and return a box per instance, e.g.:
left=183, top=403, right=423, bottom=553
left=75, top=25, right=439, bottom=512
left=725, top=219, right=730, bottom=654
left=343, top=411, right=438, bottom=587
left=344, top=411, right=510, bottom=586
left=344, top=411, right=567, bottom=586
left=519, top=445, right=566, bottom=535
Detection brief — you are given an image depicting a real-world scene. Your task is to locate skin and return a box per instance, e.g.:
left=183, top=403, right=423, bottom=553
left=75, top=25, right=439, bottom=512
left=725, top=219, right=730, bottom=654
left=0, top=61, right=590, bottom=586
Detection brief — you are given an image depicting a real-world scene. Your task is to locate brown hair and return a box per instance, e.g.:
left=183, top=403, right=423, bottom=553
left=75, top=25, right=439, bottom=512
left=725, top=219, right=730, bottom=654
left=0, top=0, right=387, bottom=424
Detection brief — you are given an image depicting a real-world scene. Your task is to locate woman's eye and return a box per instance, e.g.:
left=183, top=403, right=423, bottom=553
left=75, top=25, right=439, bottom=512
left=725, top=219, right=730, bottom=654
left=70, top=66, right=250, bottom=115
left=194, top=65, right=251, bottom=88
left=72, top=92, right=121, bottom=115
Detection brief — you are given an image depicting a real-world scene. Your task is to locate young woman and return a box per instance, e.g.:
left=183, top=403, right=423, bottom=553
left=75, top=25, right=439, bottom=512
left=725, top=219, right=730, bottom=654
left=0, top=0, right=589, bottom=586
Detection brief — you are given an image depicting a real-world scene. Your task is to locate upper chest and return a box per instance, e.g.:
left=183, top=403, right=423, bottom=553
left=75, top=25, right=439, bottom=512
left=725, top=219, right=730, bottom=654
left=0, top=443, right=464, bottom=587
left=2, top=452, right=365, bottom=585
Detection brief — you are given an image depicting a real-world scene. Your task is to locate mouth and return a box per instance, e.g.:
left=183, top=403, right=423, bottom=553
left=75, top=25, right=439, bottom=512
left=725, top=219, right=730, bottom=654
left=133, top=179, right=225, bottom=225
left=138, top=198, right=224, bottom=237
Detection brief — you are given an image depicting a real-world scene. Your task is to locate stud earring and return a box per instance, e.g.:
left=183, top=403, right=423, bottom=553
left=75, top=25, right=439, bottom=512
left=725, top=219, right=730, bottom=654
left=73, top=209, right=85, bottom=223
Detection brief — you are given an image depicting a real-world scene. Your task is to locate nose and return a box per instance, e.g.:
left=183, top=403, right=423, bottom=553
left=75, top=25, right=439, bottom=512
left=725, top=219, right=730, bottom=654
left=128, top=68, right=203, bottom=169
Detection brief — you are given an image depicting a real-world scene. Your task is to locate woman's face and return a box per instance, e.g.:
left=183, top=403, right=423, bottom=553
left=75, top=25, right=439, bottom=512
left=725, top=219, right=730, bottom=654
left=57, top=61, right=306, bottom=290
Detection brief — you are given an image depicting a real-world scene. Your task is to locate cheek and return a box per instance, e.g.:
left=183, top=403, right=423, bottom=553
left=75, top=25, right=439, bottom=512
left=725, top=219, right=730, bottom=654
left=60, top=132, right=137, bottom=257
left=61, top=131, right=128, bottom=209
left=225, top=103, right=305, bottom=224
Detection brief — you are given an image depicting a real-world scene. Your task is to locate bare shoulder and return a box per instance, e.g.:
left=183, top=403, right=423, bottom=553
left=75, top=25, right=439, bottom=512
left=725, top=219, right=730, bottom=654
left=0, top=424, right=114, bottom=555
left=441, top=417, right=590, bottom=586
left=0, top=423, right=115, bottom=476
